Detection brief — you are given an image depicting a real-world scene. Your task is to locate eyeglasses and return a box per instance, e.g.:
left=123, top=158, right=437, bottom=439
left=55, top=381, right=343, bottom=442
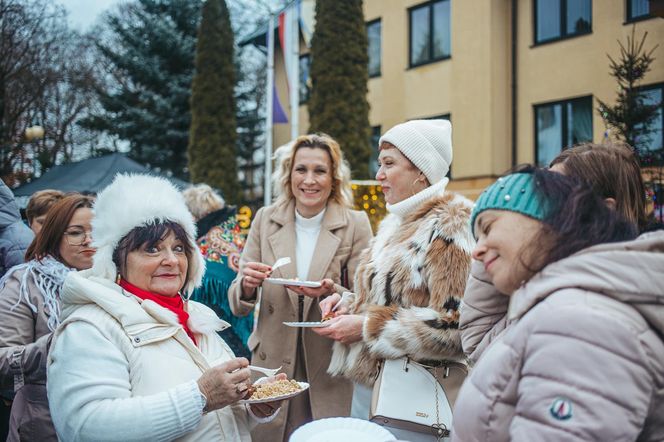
left=63, top=229, right=93, bottom=246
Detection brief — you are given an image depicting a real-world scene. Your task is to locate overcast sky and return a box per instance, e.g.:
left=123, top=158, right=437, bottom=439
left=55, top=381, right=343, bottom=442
left=58, top=0, right=121, bottom=31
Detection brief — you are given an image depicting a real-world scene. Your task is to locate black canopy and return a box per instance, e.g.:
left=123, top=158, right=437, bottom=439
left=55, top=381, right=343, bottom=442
left=13, top=153, right=189, bottom=198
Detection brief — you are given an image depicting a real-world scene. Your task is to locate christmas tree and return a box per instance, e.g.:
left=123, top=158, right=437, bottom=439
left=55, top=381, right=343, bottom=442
left=82, top=0, right=200, bottom=180
left=597, top=27, right=661, bottom=161
left=597, top=26, right=663, bottom=222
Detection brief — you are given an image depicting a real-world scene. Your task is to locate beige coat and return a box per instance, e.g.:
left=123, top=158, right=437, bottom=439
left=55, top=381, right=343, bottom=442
left=0, top=267, right=58, bottom=442
left=228, top=200, right=372, bottom=440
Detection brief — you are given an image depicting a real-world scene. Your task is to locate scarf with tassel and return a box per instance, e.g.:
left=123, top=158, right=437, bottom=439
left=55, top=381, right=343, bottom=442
left=0, top=256, right=72, bottom=332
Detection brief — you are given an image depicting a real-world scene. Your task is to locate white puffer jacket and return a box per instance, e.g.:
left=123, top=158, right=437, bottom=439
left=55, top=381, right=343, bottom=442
left=47, top=270, right=259, bottom=442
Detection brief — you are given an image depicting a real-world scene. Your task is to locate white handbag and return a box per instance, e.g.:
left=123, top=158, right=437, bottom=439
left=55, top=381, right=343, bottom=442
left=369, top=357, right=467, bottom=440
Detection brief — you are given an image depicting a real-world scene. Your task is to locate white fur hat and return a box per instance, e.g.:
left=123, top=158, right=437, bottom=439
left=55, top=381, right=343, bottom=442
left=379, top=119, right=452, bottom=184
left=90, top=174, right=205, bottom=297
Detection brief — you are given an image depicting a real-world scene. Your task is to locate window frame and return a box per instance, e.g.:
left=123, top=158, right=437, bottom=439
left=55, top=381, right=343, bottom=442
left=532, top=0, right=592, bottom=46
left=369, top=125, right=382, bottom=177
left=407, top=0, right=451, bottom=69
left=367, top=18, right=382, bottom=78
left=533, top=95, right=594, bottom=167
left=298, top=54, right=311, bottom=105
left=625, top=0, right=654, bottom=23
left=636, top=82, right=664, bottom=154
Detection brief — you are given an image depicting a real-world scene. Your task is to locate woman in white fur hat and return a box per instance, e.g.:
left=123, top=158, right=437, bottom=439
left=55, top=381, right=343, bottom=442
left=47, top=174, right=285, bottom=442
left=315, top=120, right=475, bottom=441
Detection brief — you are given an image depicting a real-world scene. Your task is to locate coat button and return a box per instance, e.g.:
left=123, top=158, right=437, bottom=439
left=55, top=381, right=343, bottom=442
left=259, top=351, right=266, bottom=360
left=133, top=337, right=141, bottom=343
left=283, top=358, right=291, bottom=365
left=268, top=305, right=274, bottom=314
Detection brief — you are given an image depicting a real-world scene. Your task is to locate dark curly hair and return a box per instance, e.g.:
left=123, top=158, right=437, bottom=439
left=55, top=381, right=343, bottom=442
left=512, top=165, right=638, bottom=275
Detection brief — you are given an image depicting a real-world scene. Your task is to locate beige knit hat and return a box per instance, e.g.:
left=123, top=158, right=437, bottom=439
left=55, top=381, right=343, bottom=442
left=379, top=119, right=452, bottom=184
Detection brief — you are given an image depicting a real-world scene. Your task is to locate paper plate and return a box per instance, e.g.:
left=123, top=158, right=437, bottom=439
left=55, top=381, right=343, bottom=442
left=283, top=321, right=331, bottom=328
left=265, top=278, right=322, bottom=288
left=290, top=417, right=396, bottom=442
left=240, top=381, right=309, bottom=404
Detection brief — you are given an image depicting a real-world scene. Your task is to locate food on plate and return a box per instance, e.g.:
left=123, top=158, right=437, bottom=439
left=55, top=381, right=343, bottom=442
left=248, top=379, right=302, bottom=400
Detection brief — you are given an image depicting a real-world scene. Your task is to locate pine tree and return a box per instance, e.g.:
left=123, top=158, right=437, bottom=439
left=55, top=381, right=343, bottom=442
left=188, top=0, right=239, bottom=203
left=81, top=0, right=200, bottom=180
left=308, top=0, right=371, bottom=179
left=598, top=27, right=661, bottom=159
left=235, top=56, right=266, bottom=206
left=598, top=26, right=663, bottom=222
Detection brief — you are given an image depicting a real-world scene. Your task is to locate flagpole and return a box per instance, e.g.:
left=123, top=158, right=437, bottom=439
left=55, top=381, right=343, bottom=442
left=289, top=0, right=300, bottom=140
left=264, top=13, right=275, bottom=207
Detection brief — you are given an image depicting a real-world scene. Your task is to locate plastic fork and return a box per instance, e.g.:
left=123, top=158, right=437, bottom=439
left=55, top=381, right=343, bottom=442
left=249, top=365, right=282, bottom=377
left=270, top=257, right=291, bottom=273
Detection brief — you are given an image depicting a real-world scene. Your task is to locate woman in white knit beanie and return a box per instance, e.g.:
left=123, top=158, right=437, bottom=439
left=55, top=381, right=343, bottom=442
left=314, top=119, right=475, bottom=441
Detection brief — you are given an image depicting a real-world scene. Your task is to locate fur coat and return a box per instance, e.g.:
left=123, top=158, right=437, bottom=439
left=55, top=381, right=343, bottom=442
left=328, top=191, right=475, bottom=386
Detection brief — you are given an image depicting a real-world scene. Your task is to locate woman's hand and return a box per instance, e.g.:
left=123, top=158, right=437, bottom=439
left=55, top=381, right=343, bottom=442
left=285, top=278, right=335, bottom=299
left=248, top=373, right=287, bottom=418
left=241, top=262, right=272, bottom=299
left=197, top=358, right=251, bottom=412
left=318, top=293, right=350, bottom=318
left=313, top=314, right=365, bottom=344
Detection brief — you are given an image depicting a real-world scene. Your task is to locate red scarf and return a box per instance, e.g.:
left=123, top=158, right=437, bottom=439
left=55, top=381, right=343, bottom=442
left=119, top=279, right=197, bottom=345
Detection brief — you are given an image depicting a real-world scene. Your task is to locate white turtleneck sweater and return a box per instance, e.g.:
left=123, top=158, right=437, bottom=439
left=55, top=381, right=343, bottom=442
left=386, top=178, right=449, bottom=219
left=295, top=208, right=326, bottom=280
left=370, top=179, right=450, bottom=260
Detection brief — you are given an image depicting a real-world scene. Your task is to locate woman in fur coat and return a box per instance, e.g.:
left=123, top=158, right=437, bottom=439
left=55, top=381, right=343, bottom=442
left=316, top=119, right=475, bottom=441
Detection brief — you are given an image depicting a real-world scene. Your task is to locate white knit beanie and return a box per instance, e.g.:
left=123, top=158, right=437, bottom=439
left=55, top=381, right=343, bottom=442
left=379, top=119, right=452, bottom=184
left=90, top=174, right=205, bottom=297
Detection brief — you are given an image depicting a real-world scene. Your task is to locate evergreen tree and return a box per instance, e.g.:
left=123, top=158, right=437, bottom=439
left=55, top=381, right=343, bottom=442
left=598, top=27, right=661, bottom=159
left=308, top=0, right=371, bottom=179
left=81, top=0, right=200, bottom=180
left=188, top=0, right=239, bottom=203
left=235, top=56, right=266, bottom=206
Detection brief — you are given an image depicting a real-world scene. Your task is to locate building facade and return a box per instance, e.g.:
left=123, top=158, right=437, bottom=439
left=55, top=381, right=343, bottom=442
left=271, top=0, right=664, bottom=201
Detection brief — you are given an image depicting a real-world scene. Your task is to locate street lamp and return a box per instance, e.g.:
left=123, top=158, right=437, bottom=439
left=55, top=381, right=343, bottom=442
left=24, top=125, right=45, bottom=141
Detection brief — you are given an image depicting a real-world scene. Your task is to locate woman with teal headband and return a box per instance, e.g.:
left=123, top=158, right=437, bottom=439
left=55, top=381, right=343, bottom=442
left=452, top=166, right=664, bottom=441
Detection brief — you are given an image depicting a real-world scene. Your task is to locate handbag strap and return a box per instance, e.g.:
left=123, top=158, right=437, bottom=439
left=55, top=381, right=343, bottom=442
left=405, top=357, right=450, bottom=440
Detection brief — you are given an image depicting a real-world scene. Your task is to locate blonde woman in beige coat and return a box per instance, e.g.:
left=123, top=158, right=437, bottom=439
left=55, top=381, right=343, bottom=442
left=229, top=134, right=373, bottom=441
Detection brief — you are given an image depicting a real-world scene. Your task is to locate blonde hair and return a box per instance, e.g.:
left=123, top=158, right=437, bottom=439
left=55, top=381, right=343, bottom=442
left=275, top=133, right=353, bottom=208
left=182, top=184, right=225, bottom=220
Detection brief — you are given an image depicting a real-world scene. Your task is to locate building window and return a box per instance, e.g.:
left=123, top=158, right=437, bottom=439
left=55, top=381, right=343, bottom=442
left=367, top=19, right=381, bottom=78
left=299, top=55, right=310, bottom=104
left=409, top=0, right=451, bottom=68
left=627, top=0, right=651, bottom=21
left=370, top=126, right=381, bottom=177
left=534, top=0, right=591, bottom=45
left=636, top=84, right=663, bottom=154
left=535, top=96, right=593, bottom=167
